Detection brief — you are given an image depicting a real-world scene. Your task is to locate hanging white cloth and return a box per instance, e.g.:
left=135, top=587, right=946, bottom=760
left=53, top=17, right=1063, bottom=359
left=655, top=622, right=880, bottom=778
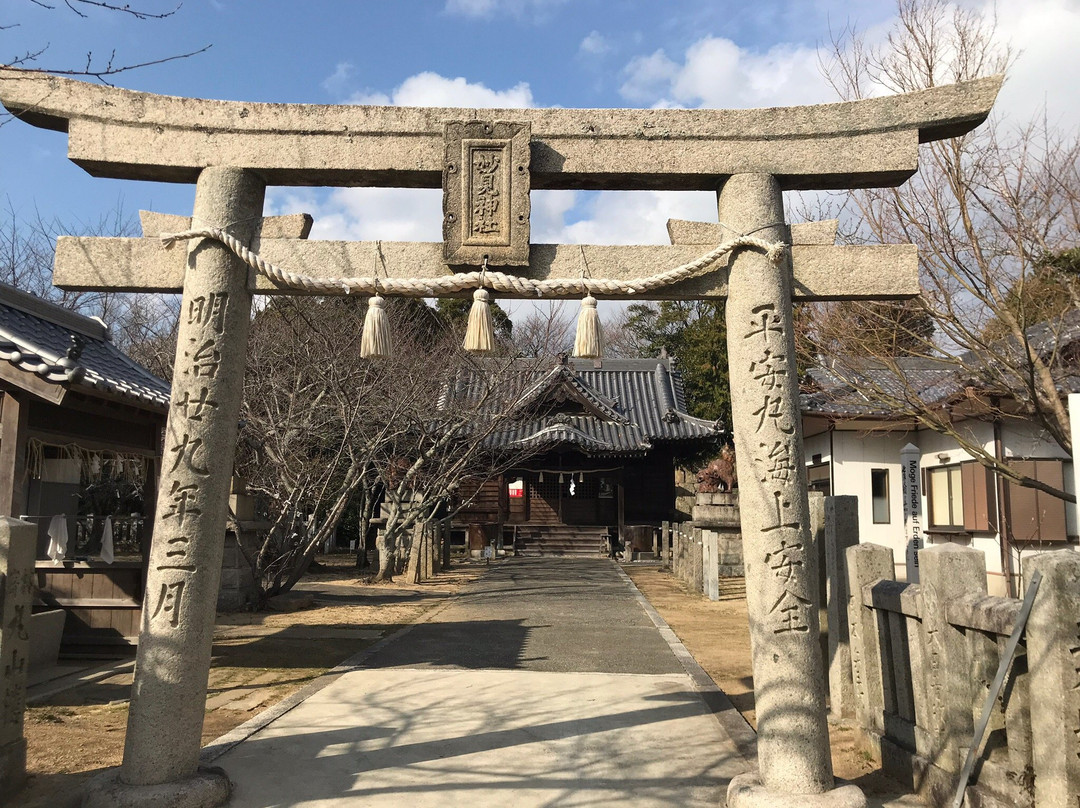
left=47, top=514, right=68, bottom=565
left=100, top=516, right=114, bottom=565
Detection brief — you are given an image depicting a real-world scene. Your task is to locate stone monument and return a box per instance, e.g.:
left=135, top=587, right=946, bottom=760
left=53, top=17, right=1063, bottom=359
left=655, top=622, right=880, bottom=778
left=0, top=517, right=36, bottom=800
left=0, top=67, right=1000, bottom=807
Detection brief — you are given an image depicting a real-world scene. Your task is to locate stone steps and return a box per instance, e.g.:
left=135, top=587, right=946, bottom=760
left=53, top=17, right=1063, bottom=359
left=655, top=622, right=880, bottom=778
left=513, top=526, right=610, bottom=558
left=717, top=576, right=747, bottom=600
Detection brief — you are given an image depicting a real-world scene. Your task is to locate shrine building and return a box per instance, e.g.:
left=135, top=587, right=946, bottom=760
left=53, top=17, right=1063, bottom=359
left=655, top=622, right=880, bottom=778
left=450, top=355, right=722, bottom=556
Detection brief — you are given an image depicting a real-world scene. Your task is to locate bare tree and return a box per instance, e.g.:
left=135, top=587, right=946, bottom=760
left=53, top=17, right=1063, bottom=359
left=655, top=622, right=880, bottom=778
left=3, top=0, right=208, bottom=83
left=802, top=0, right=1080, bottom=500
left=233, top=296, right=542, bottom=596
left=375, top=352, right=545, bottom=583
left=513, top=301, right=572, bottom=358
left=0, top=204, right=180, bottom=378
left=234, top=296, right=403, bottom=600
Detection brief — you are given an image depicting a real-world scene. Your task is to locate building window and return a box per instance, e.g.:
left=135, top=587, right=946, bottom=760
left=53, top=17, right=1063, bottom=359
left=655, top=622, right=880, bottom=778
left=871, top=468, right=890, bottom=523
left=807, top=463, right=830, bottom=496
left=927, top=464, right=964, bottom=530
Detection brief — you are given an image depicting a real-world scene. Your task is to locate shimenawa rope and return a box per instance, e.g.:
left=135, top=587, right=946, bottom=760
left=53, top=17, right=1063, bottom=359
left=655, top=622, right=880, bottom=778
left=160, top=226, right=787, bottom=298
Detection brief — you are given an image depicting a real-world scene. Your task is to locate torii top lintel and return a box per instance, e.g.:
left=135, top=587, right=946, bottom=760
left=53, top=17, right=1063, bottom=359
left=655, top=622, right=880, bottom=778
left=0, top=68, right=1001, bottom=192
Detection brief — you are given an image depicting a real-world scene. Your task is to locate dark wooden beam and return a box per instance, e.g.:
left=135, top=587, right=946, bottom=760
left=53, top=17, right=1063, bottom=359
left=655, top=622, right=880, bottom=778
left=0, top=362, right=66, bottom=406
left=0, top=392, right=30, bottom=517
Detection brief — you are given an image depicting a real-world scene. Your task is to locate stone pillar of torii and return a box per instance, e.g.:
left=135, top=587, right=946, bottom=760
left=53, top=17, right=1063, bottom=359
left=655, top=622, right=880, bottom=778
left=0, top=67, right=1000, bottom=808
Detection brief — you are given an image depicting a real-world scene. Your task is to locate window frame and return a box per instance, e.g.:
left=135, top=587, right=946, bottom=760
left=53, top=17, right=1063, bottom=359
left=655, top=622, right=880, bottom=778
left=926, top=463, right=965, bottom=532
left=870, top=468, right=890, bottom=524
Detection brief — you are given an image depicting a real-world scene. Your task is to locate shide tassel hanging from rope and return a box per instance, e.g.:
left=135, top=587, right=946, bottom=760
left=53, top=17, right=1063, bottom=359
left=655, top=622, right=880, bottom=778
left=360, top=295, right=392, bottom=359
left=573, top=294, right=603, bottom=358
left=464, top=287, right=496, bottom=353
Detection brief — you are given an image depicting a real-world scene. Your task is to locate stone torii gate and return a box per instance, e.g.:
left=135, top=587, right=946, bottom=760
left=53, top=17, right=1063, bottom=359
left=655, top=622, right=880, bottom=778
left=0, top=68, right=999, bottom=807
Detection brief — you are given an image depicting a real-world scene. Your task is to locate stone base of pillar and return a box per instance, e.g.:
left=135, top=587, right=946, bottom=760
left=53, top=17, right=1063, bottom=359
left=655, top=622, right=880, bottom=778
left=0, top=738, right=27, bottom=800
left=82, top=766, right=230, bottom=808
left=727, top=773, right=866, bottom=808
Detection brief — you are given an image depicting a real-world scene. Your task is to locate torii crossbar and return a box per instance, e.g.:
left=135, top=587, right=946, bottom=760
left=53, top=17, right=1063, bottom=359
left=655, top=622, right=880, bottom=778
left=0, top=67, right=1001, bottom=808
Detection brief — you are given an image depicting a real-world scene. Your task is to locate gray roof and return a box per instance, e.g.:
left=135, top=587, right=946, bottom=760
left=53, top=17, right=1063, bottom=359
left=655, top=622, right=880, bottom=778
left=801, top=358, right=958, bottom=418
left=447, top=357, right=722, bottom=457
left=802, top=309, right=1080, bottom=418
left=0, top=282, right=170, bottom=410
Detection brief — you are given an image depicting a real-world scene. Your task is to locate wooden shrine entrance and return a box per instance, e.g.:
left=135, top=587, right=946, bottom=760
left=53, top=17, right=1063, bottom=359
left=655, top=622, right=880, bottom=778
left=0, top=66, right=1000, bottom=808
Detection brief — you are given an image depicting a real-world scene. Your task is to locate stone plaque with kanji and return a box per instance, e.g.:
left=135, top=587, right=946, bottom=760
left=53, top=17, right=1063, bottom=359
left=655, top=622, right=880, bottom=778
left=443, top=120, right=531, bottom=266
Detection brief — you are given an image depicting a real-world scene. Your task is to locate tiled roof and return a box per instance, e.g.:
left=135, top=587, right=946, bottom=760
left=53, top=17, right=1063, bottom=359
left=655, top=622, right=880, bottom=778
left=0, top=282, right=170, bottom=410
left=446, top=357, right=722, bottom=456
left=802, top=309, right=1080, bottom=418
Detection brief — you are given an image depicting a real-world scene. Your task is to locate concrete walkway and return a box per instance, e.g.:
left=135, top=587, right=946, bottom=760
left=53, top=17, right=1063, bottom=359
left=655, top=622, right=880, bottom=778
left=213, top=558, right=751, bottom=807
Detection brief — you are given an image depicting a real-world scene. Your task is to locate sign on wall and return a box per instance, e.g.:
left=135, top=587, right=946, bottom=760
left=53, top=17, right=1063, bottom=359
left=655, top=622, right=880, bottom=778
left=901, top=443, right=923, bottom=583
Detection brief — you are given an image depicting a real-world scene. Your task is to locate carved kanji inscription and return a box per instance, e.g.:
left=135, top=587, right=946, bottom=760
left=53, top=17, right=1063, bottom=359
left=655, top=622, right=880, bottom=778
left=443, top=120, right=531, bottom=266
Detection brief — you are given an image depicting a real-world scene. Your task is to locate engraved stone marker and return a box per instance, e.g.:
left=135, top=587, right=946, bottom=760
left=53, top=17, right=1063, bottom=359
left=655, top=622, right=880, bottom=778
left=443, top=120, right=531, bottom=266
left=1024, top=550, right=1080, bottom=808
left=0, top=517, right=36, bottom=800
left=83, top=167, right=265, bottom=808
left=722, top=174, right=865, bottom=807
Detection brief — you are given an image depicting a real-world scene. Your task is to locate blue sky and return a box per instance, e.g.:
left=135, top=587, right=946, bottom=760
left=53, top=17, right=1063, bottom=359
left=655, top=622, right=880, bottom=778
left=2, top=0, right=1078, bottom=317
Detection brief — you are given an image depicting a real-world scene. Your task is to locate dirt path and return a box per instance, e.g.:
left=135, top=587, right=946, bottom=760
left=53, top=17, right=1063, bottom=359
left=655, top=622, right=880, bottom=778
left=13, top=561, right=481, bottom=808
left=623, top=565, right=910, bottom=800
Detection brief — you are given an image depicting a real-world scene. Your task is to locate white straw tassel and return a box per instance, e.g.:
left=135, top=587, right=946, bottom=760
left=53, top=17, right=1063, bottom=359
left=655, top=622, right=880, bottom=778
left=360, top=295, right=392, bottom=358
left=464, top=288, right=496, bottom=353
left=573, top=294, right=603, bottom=358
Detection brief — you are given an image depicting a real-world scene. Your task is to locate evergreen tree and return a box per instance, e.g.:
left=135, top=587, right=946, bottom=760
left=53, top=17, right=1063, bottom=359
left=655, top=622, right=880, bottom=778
left=620, top=301, right=730, bottom=426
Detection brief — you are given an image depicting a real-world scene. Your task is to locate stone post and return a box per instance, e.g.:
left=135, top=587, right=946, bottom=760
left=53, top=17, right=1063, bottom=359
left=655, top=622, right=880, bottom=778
left=672, top=527, right=680, bottom=580
left=825, top=496, right=859, bottom=722
left=721, top=174, right=863, bottom=807
left=899, top=444, right=923, bottom=584
left=1070, top=395, right=1080, bottom=541
left=85, top=167, right=265, bottom=808
left=846, top=543, right=893, bottom=753
left=1023, top=550, right=1080, bottom=808
left=692, top=527, right=704, bottom=595
left=704, top=530, right=719, bottom=601
left=0, top=518, right=36, bottom=799
left=917, top=543, right=984, bottom=775
left=661, top=520, right=670, bottom=569
left=675, top=527, right=684, bottom=584
left=809, top=492, right=829, bottom=703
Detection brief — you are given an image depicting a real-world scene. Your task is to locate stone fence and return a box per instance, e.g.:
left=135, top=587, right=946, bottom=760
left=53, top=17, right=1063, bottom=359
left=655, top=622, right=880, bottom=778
left=664, top=493, right=745, bottom=600
left=670, top=522, right=702, bottom=593
left=845, top=541, right=1080, bottom=808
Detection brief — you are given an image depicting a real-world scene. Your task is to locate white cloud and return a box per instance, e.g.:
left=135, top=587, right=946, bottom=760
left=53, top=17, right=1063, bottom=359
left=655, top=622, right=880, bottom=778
left=552, top=191, right=718, bottom=246
left=621, top=37, right=832, bottom=109
left=987, top=0, right=1080, bottom=131
left=267, top=187, right=443, bottom=242
left=321, top=62, right=355, bottom=97
left=444, top=0, right=568, bottom=19
left=350, top=71, right=533, bottom=108
left=530, top=190, right=578, bottom=243
left=444, top=0, right=497, bottom=15
left=619, top=50, right=679, bottom=105
left=578, top=30, right=611, bottom=56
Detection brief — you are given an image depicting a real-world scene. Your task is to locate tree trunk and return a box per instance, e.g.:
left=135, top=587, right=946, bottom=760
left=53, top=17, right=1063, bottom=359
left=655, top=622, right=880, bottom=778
left=374, top=530, right=394, bottom=582
left=404, top=521, right=426, bottom=583
left=423, top=524, right=436, bottom=574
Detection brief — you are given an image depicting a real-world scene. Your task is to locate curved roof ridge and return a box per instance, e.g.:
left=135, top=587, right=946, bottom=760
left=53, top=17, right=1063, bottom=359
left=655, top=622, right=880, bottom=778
left=512, top=361, right=627, bottom=424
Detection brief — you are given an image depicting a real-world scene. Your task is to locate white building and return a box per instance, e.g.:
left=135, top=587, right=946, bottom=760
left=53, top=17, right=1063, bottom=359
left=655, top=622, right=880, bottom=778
left=800, top=318, right=1079, bottom=597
